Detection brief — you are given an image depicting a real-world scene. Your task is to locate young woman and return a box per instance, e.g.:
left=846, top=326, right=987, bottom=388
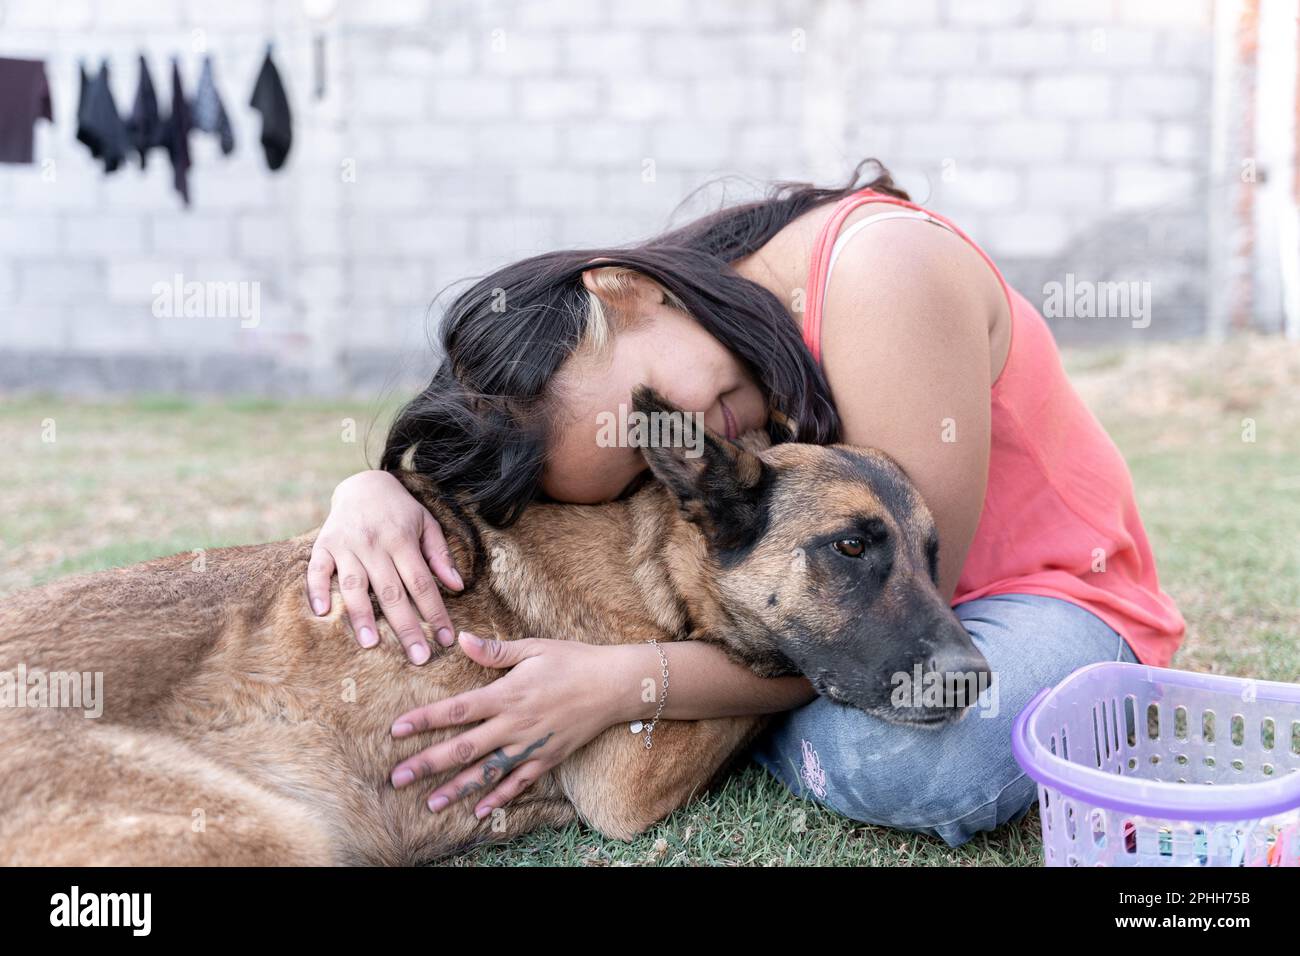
left=304, top=161, right=1185, bottom=847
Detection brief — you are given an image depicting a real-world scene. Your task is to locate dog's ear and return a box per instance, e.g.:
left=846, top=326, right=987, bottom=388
left=631, top=386, right=769, bottom=552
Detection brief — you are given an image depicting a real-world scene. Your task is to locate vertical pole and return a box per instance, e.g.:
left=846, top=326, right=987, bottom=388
left=1207, top=0, right=1260, bottom=340
left=1255, top=0, right=1300, bottom=336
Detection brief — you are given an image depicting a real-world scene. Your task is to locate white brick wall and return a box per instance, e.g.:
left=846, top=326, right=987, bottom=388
left=0, top=0, right=1216, bottom=394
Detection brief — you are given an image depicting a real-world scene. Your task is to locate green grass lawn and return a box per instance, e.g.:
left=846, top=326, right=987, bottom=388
left=2, top=336, right=1297, bottom=866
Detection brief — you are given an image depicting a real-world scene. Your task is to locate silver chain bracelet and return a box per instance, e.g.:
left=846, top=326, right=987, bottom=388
left=629, top=638, right=669, bottom=750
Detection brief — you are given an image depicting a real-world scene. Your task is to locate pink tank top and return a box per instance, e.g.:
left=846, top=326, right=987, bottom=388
left=803, top=189, right=1186, bottom=667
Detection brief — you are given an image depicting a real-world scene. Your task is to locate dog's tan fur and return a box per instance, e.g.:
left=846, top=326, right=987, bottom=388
left=0, top=389, right=961, bottom=866
left=0, top=470, right=778, bottom=865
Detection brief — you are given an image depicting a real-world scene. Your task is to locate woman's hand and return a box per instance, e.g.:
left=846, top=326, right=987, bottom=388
left=388, top=632, right=646, bottom=819
left=307, top=469, right=464, bottom=664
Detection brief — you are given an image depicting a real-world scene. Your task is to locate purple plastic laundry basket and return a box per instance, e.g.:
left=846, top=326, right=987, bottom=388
left=1012, top=661, right=1300, bottom=867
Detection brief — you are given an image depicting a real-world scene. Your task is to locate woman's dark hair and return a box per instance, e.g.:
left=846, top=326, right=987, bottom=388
left=381, top=158, right=909, bottom=526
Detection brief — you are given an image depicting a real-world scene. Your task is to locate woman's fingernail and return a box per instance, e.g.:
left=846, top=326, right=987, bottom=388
left=449, top=568, right=463, bottom=590
left=392, top=768, right=414, bottom=788
left=391, top=721, right=413, bottom=737
left=436, top=627, right=454, bottom=647
left=359, top=626, right=378, bottom=648
left=428, top=795, right=449, bottom=812
left=312, top=597, right=327, bottom=615
left=474, top=804, right=492, bottom=820
left=459, top=630, right=484, bottom=648
left=409, top=643, right=430, bottom=665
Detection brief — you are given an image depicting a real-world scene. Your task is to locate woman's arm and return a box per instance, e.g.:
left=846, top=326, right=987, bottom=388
left=819, top=217, right=1002, bottom=601
left=605, top=640, right=817, bottom=721
left=387, top=633, right=814, bottom=820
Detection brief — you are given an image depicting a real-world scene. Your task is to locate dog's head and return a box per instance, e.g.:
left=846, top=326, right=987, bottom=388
left=633, top=386, right=989, bottom=727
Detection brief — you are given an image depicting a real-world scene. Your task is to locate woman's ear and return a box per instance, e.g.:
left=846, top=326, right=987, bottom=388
left=580, top=265, right=667, bottom=309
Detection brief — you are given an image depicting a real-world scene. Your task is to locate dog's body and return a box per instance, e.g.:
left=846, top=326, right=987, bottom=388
left=0, top=390, right=988, bottom=865
left=0, top=491, right=760, bottom=865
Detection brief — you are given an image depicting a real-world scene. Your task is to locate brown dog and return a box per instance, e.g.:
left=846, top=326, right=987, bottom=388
left=0, top=388, right=987, bottom=865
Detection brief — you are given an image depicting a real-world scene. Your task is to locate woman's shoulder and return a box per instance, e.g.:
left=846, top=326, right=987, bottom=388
left=814, top=202, right=1012, bottom=386
left=731, top=191, right=1012, bottom=385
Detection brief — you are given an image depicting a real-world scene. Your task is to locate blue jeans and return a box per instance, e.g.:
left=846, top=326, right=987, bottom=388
left=751, top=593, right=1140, bottom=848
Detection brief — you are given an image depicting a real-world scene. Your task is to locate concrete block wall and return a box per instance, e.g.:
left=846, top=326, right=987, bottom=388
left=0, top=0, right=1216, bottom=396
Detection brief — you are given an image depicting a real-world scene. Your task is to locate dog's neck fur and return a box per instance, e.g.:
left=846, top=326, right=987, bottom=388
left=620, top=483, right=737, bottom=643
left=398, top=469, right=731, bottom=647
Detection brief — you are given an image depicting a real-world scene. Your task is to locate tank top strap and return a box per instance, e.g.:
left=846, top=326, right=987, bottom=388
left=801, top=188, right=1016, bottom=365
left=826, top=210, right=952, bottom=277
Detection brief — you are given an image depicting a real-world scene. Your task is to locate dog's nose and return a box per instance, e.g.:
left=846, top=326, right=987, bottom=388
left=923, top=645, right=991, bottom=706
left=925, top=645, right=989, bottom=676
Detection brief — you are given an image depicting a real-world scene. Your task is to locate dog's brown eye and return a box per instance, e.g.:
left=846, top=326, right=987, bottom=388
left=833, top=537, right=866, bottom=558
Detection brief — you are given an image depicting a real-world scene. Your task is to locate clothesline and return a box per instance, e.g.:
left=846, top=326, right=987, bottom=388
left=0, top=48, right=293, bottom=210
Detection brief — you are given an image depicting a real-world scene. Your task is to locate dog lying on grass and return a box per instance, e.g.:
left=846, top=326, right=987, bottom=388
left=0, top=388, right=985, bottom=865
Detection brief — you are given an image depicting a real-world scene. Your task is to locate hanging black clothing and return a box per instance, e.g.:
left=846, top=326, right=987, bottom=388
left=249, top=48, right=292, bottom=171
left=126, top=55, right=163, bottom=168
left=192, top=55, right=234, bottom=155
left=75, top=63, right=97, bottom=157
left=78, top=61, right=130, bottom=172
left=0, top=57, right=52, bottom=164
left=164, top=58, right=192, bottom=205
